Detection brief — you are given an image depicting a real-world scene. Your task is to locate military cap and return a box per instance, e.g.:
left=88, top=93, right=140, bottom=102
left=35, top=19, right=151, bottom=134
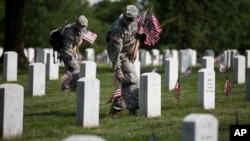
left=76, top=15, right=88, bottom=27
left=123, top=5, right=139, bottom=19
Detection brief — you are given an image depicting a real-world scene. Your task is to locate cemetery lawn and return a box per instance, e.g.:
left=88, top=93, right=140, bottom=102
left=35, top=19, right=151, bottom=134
left=0, top=63, right=249, bottom=141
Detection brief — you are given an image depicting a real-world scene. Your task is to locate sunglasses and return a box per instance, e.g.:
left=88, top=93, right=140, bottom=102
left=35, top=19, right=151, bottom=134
left=124, top=16, right=135, bottom=22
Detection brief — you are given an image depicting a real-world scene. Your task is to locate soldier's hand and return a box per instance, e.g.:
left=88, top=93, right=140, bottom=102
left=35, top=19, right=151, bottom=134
left=115, top=69, right=124, bottom=82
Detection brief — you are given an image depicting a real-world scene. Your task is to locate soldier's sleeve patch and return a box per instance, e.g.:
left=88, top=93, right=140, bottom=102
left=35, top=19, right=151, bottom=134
left=111, top=36, right=122, bottom=44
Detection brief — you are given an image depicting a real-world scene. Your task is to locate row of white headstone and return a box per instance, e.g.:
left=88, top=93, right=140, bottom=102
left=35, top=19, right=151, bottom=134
left=1, top=47, right=250, bottom=68
left=0, top=47, right=95, bottom=63
left=1, top=60, right=248, bottom=141
left=0, top=66, right=219, bottom=141
left=1, top=48, right=249, bottom=140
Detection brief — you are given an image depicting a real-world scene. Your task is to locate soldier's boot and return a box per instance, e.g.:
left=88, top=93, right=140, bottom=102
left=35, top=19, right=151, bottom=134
left=108, top=108, right=119, bottom=118
left=128, top=109, right=137, bottom=116
left=61, top=83, right=70, bottom=92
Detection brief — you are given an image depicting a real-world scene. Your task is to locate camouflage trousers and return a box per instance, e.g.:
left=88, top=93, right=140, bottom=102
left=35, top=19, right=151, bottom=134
left=111, top=55, right=139, bottom=110
left=60, top=50, right=80, bottom=88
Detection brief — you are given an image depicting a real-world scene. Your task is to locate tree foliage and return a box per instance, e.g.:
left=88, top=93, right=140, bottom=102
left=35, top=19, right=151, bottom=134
left=145, top=0, right=250, bottom=56
left=0, top=0, right=250, bottom=62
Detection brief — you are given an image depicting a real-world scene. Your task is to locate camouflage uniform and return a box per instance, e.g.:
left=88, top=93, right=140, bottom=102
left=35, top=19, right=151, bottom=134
left=106, top=5, right=139, bottom=116
left=60, top=15, right=88, bottom=91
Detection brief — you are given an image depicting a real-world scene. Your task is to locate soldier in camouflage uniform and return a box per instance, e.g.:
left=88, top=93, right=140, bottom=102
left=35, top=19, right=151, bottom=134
left=106, top=5, right=140, bottom=116
left=60, top=15, right=88, bottom=91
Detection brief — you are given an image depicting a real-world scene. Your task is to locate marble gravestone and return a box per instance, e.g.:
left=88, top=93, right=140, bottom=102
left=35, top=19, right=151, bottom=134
left=197, top=69, right=215, bottom=110
left=0, top=84, right=24, bottom=139
left=140, top=72, right=161, bottom=118
left=182, top=113, right=218, bottom=141
left=76, top=78, right=100, bottom=128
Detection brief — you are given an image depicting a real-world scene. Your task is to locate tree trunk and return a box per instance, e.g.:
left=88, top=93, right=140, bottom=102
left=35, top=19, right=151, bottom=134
left=2, top=0, right=28, bottom=65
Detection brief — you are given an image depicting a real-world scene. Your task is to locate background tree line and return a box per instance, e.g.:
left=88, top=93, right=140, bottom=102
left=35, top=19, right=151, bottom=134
left=0, top=0, right=249, bottom=64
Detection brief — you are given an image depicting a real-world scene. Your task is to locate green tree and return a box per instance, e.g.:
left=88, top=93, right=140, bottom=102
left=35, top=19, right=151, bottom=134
left=144, top=0, right=250, bottom=56
left=2, top=0, right=27, bottom=64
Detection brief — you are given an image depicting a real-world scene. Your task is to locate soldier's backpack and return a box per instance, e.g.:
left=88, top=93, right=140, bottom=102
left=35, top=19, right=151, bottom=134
left=49, top=21, right=70, bottom=63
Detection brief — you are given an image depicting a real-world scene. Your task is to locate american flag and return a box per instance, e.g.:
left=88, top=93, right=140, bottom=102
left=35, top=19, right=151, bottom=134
left=173, top=78, right=181, bottom=101
left=181, top=66, right=192, bottom=77
left=106, top=83, right=122, bottom=103
left=60, top=72, right=73, bottom=86
left=112, top=87, right=122, bottom=98
left=219, top=63, right=226, bottom=73
left=224, top=75, right=231, bottom=96
left=81, top=30, right=97, bottom=44
left=136, top=11, right=162, bottom=46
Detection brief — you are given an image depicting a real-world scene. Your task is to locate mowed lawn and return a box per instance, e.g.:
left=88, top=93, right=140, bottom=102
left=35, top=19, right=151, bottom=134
left=0, top=62, right=249, bottom=141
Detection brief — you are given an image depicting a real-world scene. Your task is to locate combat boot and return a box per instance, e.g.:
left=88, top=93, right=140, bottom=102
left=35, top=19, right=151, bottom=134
left=61, top=84, right=70, bottom=92
left=108, top=108, right=119, bottom=118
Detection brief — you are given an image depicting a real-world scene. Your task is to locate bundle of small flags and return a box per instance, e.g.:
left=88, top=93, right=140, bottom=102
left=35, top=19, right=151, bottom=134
left=136, top=10, right=162, bottom=46
left=224, top=75, right=231, bottom=97
left=173, top=78, right=181, bottom=105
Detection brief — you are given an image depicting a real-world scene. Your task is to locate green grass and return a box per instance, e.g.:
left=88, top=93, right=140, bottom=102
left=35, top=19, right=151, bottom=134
left=0, top=63, right=249, bottom=141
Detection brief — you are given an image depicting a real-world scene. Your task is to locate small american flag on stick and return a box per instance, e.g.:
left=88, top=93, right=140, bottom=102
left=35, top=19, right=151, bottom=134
left=81, top=30, right=97, bottom=44
left=106, top=83, right=122, bottom=104
left=224, top=75, right=231, bottom=97
left=173, top=78, right=181, bottom=105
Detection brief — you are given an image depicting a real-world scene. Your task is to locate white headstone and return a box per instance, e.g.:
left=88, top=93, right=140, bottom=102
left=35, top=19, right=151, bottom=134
left=179, top=49, right=192, bottom=73
left=223, top=51, right=228, bottom=67
left=3, top=51, right=18, bottom=82
left=85, top=48, right=95, bottom=61
left=23, top=48, right=28, bottom=58
left=35, top=47, right=45, bottom=63
left=76, top=78, right=100, bottom=128
left=230, top=49, right=238, bottom=70
left=164, top=58, right=178, bottom=90
left=245, top=50, right=250, bottom=68
left=139, top=49, right=152, bottom=67
left=0, top=84, right=24, bottom=139
left=226, top=50, right=231, bottom=68
left=43, top=48, right=51, bottom=64
left=28, top=63, right=46, bottom=96
left=171, top=49, right=178, bottom=61
left=182, top=113, right=218, bottom=141
left=191, top=50, right=197, bottom=66
left=162, top=49, right=171, bottom=64
left=0, top=47, right=3, bottom=57
left=197, top=69, right=215, bottom=110
left=246, top=68, right=250, bottom=100
left=62, top=134, right=106, bottom=141
left=80, top=61, right=96, bottom=78
left=233, top=55, right=245, bottom=84
left=201, top=56, right=214, bottom=70
left=140, top=72, right=161, bottom=117
left=46, top=52, right=59, bottom=80
left=205, top=49, right=215, bottom=57
left=27, top=47, right=35, bottom=63
left=151, top=49, right=160, bottom=66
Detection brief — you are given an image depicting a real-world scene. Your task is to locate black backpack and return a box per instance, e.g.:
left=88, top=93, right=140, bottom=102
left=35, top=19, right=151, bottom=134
left=49, top=21, right=70, bottom=63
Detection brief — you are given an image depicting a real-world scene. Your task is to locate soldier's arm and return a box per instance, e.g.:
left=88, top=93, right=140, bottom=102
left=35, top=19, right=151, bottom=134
left=110, top=35, right=123, bottom=70
left=72, top=39, right=83, bottom=55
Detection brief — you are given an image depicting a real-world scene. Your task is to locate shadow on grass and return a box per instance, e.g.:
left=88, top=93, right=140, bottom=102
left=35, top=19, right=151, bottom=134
left=24, top=110, right=110, bottom=120
left=24, top=110, right=75, bottom=118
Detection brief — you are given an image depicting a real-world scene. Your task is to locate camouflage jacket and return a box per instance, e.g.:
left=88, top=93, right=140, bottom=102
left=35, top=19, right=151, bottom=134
left=60, top=23, right=82, bottom=54
left=106, top=18, right=138, bottom=70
